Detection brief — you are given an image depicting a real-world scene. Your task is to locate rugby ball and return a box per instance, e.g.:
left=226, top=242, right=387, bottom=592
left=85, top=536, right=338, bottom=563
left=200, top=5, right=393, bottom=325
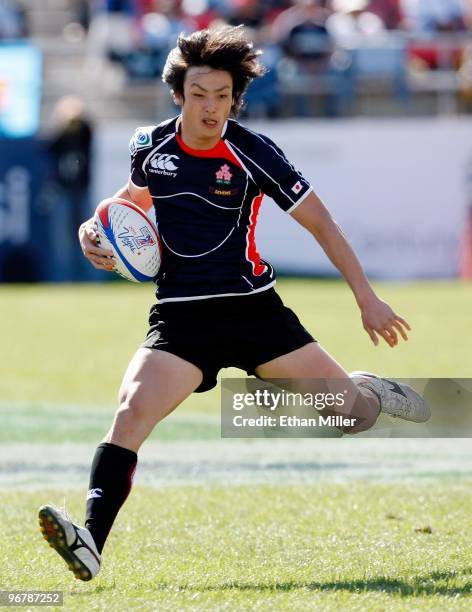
left=94, top=198, right=161, bottom=282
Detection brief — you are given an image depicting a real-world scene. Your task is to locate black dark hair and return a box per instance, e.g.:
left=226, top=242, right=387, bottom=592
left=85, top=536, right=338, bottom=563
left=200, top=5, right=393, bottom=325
left=162, top=26, right=266, bottom=116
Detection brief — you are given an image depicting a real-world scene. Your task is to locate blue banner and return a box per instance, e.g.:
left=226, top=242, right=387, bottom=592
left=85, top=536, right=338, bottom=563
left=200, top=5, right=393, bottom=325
left=0, top=138, right=49, bottom=281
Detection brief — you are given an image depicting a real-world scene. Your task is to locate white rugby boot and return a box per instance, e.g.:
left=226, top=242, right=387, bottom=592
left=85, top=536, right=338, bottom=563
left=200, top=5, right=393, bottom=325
left=38, top=504, right=101, bottom=581
left=350, top=372, right=430, bottom=423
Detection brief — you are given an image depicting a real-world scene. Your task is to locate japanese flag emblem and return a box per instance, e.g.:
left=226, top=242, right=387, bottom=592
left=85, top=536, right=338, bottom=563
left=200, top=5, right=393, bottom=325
left=291, top=181, right=303, bottom=194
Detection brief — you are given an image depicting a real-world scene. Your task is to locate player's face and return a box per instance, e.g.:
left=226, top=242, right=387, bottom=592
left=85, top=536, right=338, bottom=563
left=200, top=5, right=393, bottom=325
left=176, top=66, right=233, bottom=148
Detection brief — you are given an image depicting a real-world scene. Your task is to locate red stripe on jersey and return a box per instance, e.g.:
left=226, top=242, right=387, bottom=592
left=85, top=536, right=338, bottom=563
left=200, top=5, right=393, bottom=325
left=176, top=133, right=242, bottom=168
left=246, top=192, right=267, bottom=277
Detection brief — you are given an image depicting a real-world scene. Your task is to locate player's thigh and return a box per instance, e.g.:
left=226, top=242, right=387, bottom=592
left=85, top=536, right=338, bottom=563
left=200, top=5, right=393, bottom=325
left=255, top=342, right=349, bottom=379
left=254, top=342, right=379, bottom=432
left=118, top=347, right=203, bottom=423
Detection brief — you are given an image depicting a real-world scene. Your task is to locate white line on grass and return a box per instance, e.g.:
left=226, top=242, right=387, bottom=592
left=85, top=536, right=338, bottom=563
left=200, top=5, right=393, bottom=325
left=1, top=438, right=471, bottom=489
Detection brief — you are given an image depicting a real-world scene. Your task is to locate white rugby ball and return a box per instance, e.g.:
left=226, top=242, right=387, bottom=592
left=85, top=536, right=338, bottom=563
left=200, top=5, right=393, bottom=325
left=94, top=198, right=161, bottom=282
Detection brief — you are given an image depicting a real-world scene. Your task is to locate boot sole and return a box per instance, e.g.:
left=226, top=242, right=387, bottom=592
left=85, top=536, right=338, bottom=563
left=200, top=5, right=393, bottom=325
left=38, top=506, right=93, bottom=581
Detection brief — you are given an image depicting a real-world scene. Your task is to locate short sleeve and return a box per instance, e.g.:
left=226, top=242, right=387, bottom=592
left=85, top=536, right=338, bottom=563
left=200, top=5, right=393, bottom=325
left=129, top=126, right=154, bottom=189
left=228, top=132, right=313, bottom=213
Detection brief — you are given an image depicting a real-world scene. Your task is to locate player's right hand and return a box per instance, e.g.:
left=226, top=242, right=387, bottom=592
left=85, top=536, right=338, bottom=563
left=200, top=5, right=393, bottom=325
left=78, top=217, right=115, bottom=271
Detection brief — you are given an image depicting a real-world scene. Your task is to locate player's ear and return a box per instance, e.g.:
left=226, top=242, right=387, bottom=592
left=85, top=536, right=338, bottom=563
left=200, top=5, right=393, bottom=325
left=173, top=91, right=184, bottom=107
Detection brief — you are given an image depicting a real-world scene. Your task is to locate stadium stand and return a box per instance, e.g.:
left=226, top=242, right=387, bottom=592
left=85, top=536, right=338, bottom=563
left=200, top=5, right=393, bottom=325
left=5, top=0, right=472, bottom=122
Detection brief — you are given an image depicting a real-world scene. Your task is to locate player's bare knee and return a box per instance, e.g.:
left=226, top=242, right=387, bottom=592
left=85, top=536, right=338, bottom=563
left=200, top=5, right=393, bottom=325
left=107, top=398, right=153, bottom=449
left=117, top=381, right=132, bottom=408
left=116, top=392, right=150, bottom=425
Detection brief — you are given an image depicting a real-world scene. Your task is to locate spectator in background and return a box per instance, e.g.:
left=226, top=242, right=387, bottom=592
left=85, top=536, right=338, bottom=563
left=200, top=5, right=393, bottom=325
left=128, top=0, right=196, bottom=78
left=402, top=0, right=467, bottom=34
left=263, top=0, right=294, bottom=25
left=368, top=0, right=403, bottom=29
left=140, top=0, right=196, bottom=49
left=466, top=0, right=472, bottom=28
left=327, top=0, right=408, bottom=109
left=272, top=0, right=333, bottom=69
left=0, top=0, right=28, bottom=39
left=227, top=0, right=266, bottom=28
left=178, top=0, right=223, bottom=30
left=401, top=0, right=468, bottom=70
left=86, top=0, right=138, bottom=77
left=241, top=25, right=284, bottom=117
left=401, top=0, right=467, bottom=34
left=72, top=0, right=92, bottom=31
left=136, top=0, right=155, bottom=14
left=327, top=0, right=386, bottom=43
left=47, top=96, right=94, bottom=280
left=272, top=0, right=359, bottom=116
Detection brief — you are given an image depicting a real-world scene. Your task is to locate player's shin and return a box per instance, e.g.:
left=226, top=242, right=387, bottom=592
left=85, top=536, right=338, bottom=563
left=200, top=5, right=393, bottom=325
left=85, top=442, right=137, bottom=554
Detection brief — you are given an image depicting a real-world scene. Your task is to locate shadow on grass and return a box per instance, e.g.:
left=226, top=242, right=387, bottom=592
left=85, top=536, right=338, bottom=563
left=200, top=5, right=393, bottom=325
left=67, top=569, right=472, bottom=599
left=150, top=568, right=472, bottom=598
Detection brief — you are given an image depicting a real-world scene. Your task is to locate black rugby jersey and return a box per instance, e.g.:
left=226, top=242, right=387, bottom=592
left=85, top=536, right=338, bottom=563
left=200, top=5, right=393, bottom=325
left=129, top=116, right=313, bottom=302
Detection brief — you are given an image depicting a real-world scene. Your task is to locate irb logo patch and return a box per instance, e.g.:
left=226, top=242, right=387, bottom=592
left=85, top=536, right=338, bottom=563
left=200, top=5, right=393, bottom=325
left=136, top=132, right=150, bottom=147
left=129, top=127, right=154, bottom=156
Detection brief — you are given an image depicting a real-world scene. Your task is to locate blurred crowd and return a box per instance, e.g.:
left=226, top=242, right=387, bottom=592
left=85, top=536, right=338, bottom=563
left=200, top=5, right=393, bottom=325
left=68, top=0, right=472, bottom=39
left=2, top=0, right=472, bottom=116
left=76, top=1, right=472, bottom=76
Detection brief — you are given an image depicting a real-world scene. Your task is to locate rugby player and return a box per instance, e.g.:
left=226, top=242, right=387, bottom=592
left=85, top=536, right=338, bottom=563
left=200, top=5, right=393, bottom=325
left=38, top=26, right=429, bottom=581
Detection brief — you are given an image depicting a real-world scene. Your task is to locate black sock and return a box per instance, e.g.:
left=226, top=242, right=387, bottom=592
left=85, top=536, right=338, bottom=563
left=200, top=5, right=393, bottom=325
left=85, top=442, right=137, bottom=554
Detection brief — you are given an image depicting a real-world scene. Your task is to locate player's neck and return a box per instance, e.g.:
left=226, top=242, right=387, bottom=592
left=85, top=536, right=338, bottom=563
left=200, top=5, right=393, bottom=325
left=179, top=118, right=222, bottom=150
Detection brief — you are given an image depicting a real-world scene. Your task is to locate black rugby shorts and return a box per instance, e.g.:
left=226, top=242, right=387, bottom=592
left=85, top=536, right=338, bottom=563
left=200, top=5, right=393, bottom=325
left=141, top=288, right=315, bottom=392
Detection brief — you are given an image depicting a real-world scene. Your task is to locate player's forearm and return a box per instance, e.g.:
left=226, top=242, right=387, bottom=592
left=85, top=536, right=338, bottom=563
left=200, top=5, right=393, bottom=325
left=312, top=220, right=376, bottom=308
left=113, top=184, right=132, bottom=200
left=114, top=182, right=153, bottom=211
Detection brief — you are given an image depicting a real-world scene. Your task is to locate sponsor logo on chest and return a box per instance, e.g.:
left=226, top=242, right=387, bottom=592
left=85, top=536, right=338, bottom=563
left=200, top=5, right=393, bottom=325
left=209, top=186, right=240, bottom=196
left=148, top=153, right=180, bottom=177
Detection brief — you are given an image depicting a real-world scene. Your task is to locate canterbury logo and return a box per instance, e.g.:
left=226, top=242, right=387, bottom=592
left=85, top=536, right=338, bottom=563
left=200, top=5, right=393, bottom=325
left=150, top=153, right=179, bottom=172
left=87, top=488, right=103, bottom=500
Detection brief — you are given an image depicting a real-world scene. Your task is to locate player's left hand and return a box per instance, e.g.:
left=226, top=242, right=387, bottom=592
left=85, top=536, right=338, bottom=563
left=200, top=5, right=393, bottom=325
left=360, top=296, right=411, bottom=347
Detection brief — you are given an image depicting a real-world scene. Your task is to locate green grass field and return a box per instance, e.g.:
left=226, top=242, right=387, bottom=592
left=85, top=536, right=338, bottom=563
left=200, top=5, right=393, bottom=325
left=1, top=279, right=471, bottom=408
left=1, top=280, right=471, bottom=610
left=2, top=482, right=471, bottom=610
